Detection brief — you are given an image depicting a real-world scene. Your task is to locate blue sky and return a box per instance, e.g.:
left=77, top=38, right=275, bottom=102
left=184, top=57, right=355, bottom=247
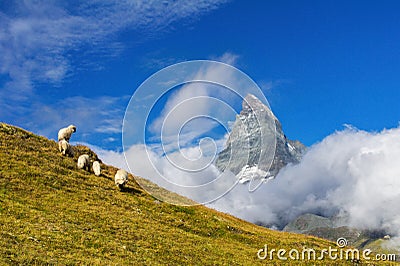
left=1, top=0, right=400, bottom=149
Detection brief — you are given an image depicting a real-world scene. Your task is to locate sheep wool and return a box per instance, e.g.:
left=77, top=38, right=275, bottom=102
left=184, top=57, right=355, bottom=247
left=58, top=139, right=74, bottom=157
left=77, top=154, right=90, bottom=171
left=58, top=124, right=76, bottom=142
left=114, top=169, right=128, bottom=189
left=92, top=161, right=101, bottom=176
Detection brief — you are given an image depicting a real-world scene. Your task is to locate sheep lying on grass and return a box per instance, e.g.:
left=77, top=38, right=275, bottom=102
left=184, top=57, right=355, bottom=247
left=77, top=154, right=90, bottom=171
left=92, top=161, right=101, bottom=176
left=114, top=169, right=128, bottom=190
left=58, top=125, right=76, bottom=142
left=58, top=139, right=74, bottom=157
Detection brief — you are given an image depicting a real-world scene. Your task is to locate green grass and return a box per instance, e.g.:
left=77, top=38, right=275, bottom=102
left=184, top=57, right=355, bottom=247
left=0, top=122, right=397, bottom=265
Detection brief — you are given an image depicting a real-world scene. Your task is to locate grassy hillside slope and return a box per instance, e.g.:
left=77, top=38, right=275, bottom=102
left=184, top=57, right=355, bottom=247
left=0, top=123, right=395, bottom=265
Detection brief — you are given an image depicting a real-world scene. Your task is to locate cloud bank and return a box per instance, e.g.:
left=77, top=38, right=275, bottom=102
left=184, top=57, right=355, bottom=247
left=210, top=126, right=400, bottom=234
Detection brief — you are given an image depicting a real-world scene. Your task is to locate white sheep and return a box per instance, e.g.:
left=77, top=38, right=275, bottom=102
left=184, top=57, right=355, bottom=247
left=114, top=169, right=128, bottom=189
left=77, top=154, right=90, bottom=171
left=58, top=139, right=74, bottom=157
left=58, top=124, right=76, bottom=142
left=92, top=161, right=101, bottom=176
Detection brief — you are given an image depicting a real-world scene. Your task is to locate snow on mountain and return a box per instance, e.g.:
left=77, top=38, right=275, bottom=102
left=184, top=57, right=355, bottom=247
left=236, top=164, right=272, bottom=184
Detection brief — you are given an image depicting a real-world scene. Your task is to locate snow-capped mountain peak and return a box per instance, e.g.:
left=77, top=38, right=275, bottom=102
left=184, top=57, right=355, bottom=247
left=215, top=94, right=306, bottom=182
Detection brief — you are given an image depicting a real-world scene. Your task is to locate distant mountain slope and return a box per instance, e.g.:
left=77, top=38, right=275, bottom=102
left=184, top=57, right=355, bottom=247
left=283, top=213, right=399, bottom=260
left=0, top=123, right=391, bottom=265
left=215, top=94, right=306, bottom=183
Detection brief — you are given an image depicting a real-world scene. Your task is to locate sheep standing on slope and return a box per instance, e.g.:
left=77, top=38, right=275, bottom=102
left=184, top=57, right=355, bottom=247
left=58, top=139, right=74, bottom=157
left=92, top=161, right=101, bottom=176
left=77, top=154, right=90, bottom=171
left=114, top=169, right=128, bottom=190
left=58, top=125, right=76, bottom=142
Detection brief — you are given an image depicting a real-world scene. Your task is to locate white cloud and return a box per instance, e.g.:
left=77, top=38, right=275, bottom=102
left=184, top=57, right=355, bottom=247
left=210, top=52, right=239, bottom=65
left=23, top=95, right=130, bottom=143
left=150, top=86, right=210, bottom=136
left=209, top=126, right=400, bottom=237
left=148, top=53, right=241, bottom=152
